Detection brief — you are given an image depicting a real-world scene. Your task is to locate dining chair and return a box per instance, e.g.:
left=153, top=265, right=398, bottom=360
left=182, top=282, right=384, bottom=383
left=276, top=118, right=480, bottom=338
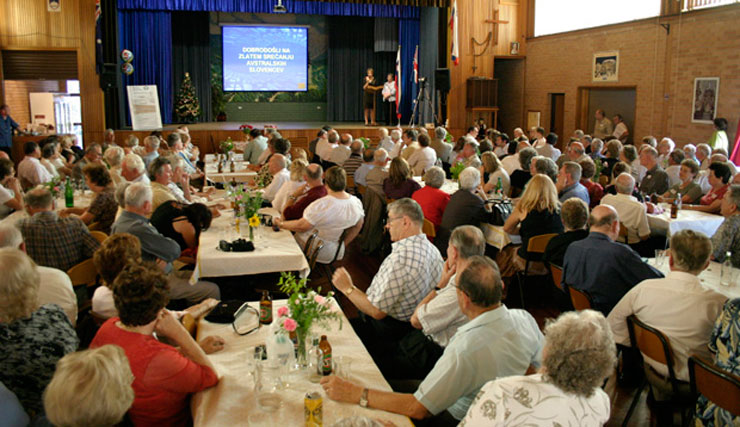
left=566, top=285, right=592, bottom=310
left=515, top=233, right=557, bottom=308
left=689, top=355, right=740, bottom=419
left=422, top=218, right=436, bottom=240
left=549, top=263, right=563, bottom=292
left=89, top=230, right=108, bottom=244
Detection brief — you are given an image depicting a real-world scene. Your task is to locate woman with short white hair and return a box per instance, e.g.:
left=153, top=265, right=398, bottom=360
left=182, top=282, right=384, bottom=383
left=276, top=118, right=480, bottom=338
left=461, top=309, right=616, bottom=425
left=272, top=158, right=308, bottom=213
left=104, top=145, right=125, bottom=185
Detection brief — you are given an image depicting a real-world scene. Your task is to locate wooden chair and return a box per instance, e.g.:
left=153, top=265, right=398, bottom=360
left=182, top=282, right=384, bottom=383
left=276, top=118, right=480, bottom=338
left=549, top=263, right=563, bottom=292
left=623, top=315, right=692, bottom=426
left=515, top=233, right=557, bottom=308
left=307, top=241, right=325, bottom=272
left=302, top=230, right=319, bottom=256
left=88, top=221, right=103, bottom=232
left=618, top=221, right=629, bottom=243
left=567, top=285, right=592, bottom=310
left=89, top=230, right=107, bottom=244
left=67, top=258, right=98, bottom=308
left=346, top=175, right=356, bottom=194
left=689, top=355, right=740, bottom=418
left=422, top=218, right=436, bottom=239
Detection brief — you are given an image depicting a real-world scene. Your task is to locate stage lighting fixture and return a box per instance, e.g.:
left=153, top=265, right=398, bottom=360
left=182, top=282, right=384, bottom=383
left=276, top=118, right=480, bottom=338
left=273, top=0, right=287, bottom=13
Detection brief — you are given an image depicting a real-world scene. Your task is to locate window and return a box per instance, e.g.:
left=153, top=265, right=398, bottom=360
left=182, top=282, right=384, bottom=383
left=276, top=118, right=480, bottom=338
left=684, top=0, right=737, bottom=11
left=534, top=0, right=661, bottom=37
left=66, top=80, right=80, bottom=94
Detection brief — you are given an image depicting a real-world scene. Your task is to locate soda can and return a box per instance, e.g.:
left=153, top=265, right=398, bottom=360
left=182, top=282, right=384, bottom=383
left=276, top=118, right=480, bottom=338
left=305, top=392, right=323, bottom=427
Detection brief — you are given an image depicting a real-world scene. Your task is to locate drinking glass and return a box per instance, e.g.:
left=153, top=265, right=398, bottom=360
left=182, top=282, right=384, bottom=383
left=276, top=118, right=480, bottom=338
left=333, top=356, right=352, bottom=380
left=654, top=250, right=665, bottom=267
left=246, top=346, right=264, bottom=384
left=255, top=359, right=283, bottom=412
left=721, top=264, right=737, bottom=287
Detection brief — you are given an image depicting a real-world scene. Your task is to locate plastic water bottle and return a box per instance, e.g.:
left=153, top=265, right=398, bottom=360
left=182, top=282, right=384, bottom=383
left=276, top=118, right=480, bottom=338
left=721, top=251, right=734, bottom=287
left=307, top=337, right=323, bottom=383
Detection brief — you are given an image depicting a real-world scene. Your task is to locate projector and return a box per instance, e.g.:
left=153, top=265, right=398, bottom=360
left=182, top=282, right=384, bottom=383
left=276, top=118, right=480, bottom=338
left=273, top=0, right=287, bottom=13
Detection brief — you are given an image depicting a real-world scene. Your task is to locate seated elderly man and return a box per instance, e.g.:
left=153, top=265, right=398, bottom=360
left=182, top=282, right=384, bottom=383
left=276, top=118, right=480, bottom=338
left=253, top=138, right=291, bottom=187
left=376, top=128, right=394, bottom=153
left=281, top=163, right=328, bottom=220
left=601, top=173, right=650, bottom=245
left=436, top=167, right=491, bottom=255
left=639, top=146, right=670, bottom=196
left=322, top=256, right=544, bottom=423
left=400, top=129, right=420, bottom=161
left=408, top=134, right=437, bottom=176
left=316, top=129, right=339, bottom=164
left=149, top=156, right=178, bottom=211
left=608, top=230, right=727, bottom=402
left=711, top=184, right=740, bottom=268
left=341, top=141, right=364, bottom=178
left=17, top=187, right=100, bottom=272
left=72, top=143, right=103, bottom=182
left=140, top=135, right=160, bottom=168
left=563, top=205, right=663, bottom=315
left=17, top=141, right=53, bottom=189
left=454, top=140, right=482, bottom=169
left=326, top=133, right=353, bottom=167
left=365, top=148, right=390, bottom=195
left=430, top=126, right=452, bottom=165
left=543, top=197, right=589, bottom=268
left=261, top=153, right=290, bottom=204
left=536, top=132, right=561, bottom=160
left=501, top=140, right=530, bottom=175
left=353, top=149, right=375, bottom=187
left=556, top=161, right=590, bottom=205
left=0, top=224, right=77, bottom=326
left=121, top=153, right=150, bottom=184
left=275, top=166, right=363, bottom=264
left=111, top=182, right=220, bottom=303
left=556, top=141, right=587, bottom=169
left=332, top=198, right=443, bottom=351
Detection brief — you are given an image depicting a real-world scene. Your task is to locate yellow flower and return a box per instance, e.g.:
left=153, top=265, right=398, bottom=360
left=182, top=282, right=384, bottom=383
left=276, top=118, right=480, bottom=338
left=248, top=214, right=260, bottom=227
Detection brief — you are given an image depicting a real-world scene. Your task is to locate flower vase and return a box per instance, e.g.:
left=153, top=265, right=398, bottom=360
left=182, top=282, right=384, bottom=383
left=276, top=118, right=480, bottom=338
left=249, top=226, right=254, bottom=241
left=294, top=327, right=309, bottom=368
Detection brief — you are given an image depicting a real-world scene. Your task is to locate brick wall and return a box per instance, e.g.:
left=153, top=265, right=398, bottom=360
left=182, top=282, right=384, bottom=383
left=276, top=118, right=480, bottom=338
left=522, top=3, right=740, bottom=148
left=2, top=80, right=63, bottom=128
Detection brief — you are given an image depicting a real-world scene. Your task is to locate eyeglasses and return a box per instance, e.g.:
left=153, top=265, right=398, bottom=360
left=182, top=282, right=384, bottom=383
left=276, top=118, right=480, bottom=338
left=385, top=216, right=403, bottom=228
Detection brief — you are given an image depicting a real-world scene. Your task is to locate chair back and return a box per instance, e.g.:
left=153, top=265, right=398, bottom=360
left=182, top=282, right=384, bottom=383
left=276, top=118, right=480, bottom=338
left=88, top=222, right=104, bottom=232
left=328, top=227, right=351, bottom=264
left=549, top=263, right=563, bottom=291
left=526, top=233, right=557, bottom=254
left=689, top=355, right=740, bottom=416
left=422, top=218, right=436, bottom=239
left=181, top=313, right=199, bottom=339
left=567, top=285, right=592, bottom=310
left=307, top=241, right=324, bottom=271
left=346, top=175, right=356, bottom=192
left=356, top=184, right=367, bottom=196
left=303, top=230, right=319, bottom=255
left=67, top=258, right=98, bottom=288
left=627, top=315, right=677, bottom=380
left=618, top=221, right=629, bottom=242
left=89, top=230, right=107, bottom=244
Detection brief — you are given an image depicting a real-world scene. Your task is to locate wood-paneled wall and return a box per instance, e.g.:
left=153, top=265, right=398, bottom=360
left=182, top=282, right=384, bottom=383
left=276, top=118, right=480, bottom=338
left=0, top=0, right=105, bottom=146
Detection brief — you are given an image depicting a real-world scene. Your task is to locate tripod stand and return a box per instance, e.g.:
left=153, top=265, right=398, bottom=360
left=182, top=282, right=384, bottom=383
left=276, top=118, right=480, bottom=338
left=408, top=79, right=438, bottom=128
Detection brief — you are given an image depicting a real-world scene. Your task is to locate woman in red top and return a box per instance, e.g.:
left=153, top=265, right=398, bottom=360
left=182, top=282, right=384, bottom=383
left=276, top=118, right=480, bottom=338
left=412, top=166, right=450, bottom=233
left=685, top=161, right=732, bottom=214
left=91, top=264, right=219, bottom=426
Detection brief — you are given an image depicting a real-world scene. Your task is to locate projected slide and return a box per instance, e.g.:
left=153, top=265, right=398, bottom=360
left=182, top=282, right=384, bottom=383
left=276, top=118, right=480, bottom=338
left=222, top=25, right=308, bottom=92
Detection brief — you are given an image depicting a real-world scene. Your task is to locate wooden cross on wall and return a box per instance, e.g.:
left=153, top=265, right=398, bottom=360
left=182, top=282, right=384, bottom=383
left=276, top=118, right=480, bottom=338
left=470, top=5, right=509, bottom=73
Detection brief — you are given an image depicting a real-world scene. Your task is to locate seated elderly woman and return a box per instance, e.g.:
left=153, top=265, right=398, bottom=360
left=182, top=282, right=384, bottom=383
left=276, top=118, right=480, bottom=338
left=0, top=158, right=23, bottom=219
left=44, top=345, right=134, bottom=427
left=480, top=151, right=510, bottom=196
left=150, top=201, right=212, bottom=262
left=0, top=248, right=78, bottom=418
left=509, top=147, right=537, bottom=197
left=497, top=174, right=564, bottom=278
left=60, top=163, right=118, bottom=233
left=530, top=155, right=559, bottom=184
left=436, top=167, right=492, bottom=254
left=272, top=158, right=308, bottom=213
left=383, top=157, right=421, bottom=200
left=602, top=139, right=623, bottom=179
left=411, top=166, right=450, bottom=232
left=104, top=145, right=125, bottom=186
left=460, top=309, right=616, bottom=425
left=684, top=161, right=732, bottom=214
left=659, top=158, right=703, bottom=204
left=275, top=166, right=364, bottom=264
left=90, top=264, right=220, bottom=426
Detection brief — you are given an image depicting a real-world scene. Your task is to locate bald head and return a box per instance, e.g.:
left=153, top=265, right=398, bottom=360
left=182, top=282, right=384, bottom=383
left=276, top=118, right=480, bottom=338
left=590, top=205, right=620, bottom=239
left=305, top=163, right=323, bottom=183
left=269, top=153, right=287, bottom=175
left=0, top=151, right=8, bottom=160
left=615, top=173, right=635, bottom=195
left=350, top=140, right=363, bottom=154
left=340, top=133, right=353, bottom=146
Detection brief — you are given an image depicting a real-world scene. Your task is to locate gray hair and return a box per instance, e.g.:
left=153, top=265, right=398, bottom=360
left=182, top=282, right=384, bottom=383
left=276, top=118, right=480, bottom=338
left=434, top=127, right=447, bottom=140
left=518, top=147, right=538, bottom=170
left=144, top=135, right=160, bottom=150
left=457, top=256, right=502, bottom=307
left=449, top=226, right=486, bottom=259
left=0, top=224, right=23, bottom=249
left=166, top=132, right=182, bottom=148
left=683, top=144, right=697, bottom=156
left=25, top=186, right=53, bottom=209
left=670, top=230, right=712, bottom=274
left=103, top=145, right=124, bottom=167
left=728, top=185, right=740, bottom=211
left=543, top=310, right=617, bottom=397
left=124, top=182, right=152, bottom=209
left=387, top=198, right=424, bottom=227
left=615, top=173, right=635, bottom=195
left=390, top=129, right=402, bottom=140
left=374, top=148, right=388, bottom=163
left=0, top=248, right=40, bottom=322
left=125, top=135, right=139, bottom=148
left=422, top=166, right=445, bottom=189
left=168, top=155, right=186, bottom=171
left=562, top=161, right=582, bottom=182
left=659, top=137, right=675, bottom=152
left=560, top=198, right=589, bottom=231
left=459, top=167, right=481, bottom=191
left=115, top=182, right=130, bottom=208
left=148, top=156, right=171, bottom=181
left=122, top=153, right=146, bottom=175
left=105, top=129, right=115, bottom=137
left=534, top=156, right=558, bottom=182
left=590, top=138, right=604, bottom=154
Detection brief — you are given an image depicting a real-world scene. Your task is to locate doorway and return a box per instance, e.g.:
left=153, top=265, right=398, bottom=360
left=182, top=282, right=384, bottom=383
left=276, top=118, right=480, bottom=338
left=576, top=87, right=636, bottom=144
left=549, top=93, right=564, bottom=147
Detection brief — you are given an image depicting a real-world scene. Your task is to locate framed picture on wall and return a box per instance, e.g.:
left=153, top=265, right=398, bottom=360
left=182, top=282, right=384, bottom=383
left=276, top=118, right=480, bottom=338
left=592, top=51, right=619, bottom=82
left=527, top=111, right=541, bottom=130
left=692, top=77, right=719, bottom=123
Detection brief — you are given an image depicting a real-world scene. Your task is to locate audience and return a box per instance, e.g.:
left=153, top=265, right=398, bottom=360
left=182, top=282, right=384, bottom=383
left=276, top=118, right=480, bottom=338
left=411, top=166, right=450, bottom=232
left=377, top=128, right=394, bottom=154
left=509, top=147, right=537, bottom=197
left=0, top=157, right=23, bottom=219
left=272, top=158, right=308, bottom=214
left=92, top=232, right=142, bottom=318
left=365, top=148, right=390, bottom=195
left=121, top=152, right=150, bottom=184
left=543, top=197, right=589, bottom=268
left=383, top=157, right=421, bottom=200
left=17, top=141, right=53, bottom=189
left=44, top=345, right=135, bottom=427
left=556, top=161, right=590, bottom=205
left=0, top=248, right=78, bottom=418
left=261, top=153, right=290, bottom=204
left=684, top=161, right=732, bottom=214
left=407, top=133, right=436, bottom=176
left=696, top=143, right=712, bottom=170
left=659, top=158, right=703, bottom=204
left=400, top=129, right=420, bottom=160
left=61, top=163, right=117, bottom=233
left=323, top=256, right=543, bottom=423
left=436, top=167, right=491, bottom=254
left=601, top=139, right=622, bottom=178
left=140, top=135, right=160, bottom=169
left=243, top=128, right=268, bottom=165
left=342, top=140, right=364, bottom=178
left=430, top=126, right=452, bottom=165
left=601, top=173, right=650, bottom=246
left=454, top=140, right=481, bottom=169
left=150, top=201, right=211, bottom=260
left=327, top=133, right=353, bottom=167
left=639, top=146, right=670, bottom=195
left=537, top=132, right=561, bottom=160
left=461, top=309, right=615, bottom=425
left=620, top=144, right=645, bottom=184
left=353, top=149, right=375, bottom=187
left=563, top=205, right=663, bottom=315
left=665, top=148, right=685, bottom=187
left=104, top=145, right=125, bottom=185
left=531, top=154, right=559, bottom=183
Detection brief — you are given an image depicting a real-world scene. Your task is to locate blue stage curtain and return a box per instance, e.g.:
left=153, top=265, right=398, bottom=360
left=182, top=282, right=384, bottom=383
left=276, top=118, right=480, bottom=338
left=418, top=7, right=439, bottom=124
left=118, top=10, right=173, bottom=126
left=398, top=19, right=420, bottom=123
left=117, top=0, right=419, bottom=19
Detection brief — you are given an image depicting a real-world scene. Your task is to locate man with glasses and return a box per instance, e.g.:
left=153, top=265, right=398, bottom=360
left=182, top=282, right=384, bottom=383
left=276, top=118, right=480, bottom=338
left=332, top=198, right=443, bottom=358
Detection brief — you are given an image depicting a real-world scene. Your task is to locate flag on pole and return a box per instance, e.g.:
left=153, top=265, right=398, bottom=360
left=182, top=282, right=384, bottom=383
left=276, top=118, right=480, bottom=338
left=395, top=45, right=402, bottom=120
left=413, top=45, right=419, bottom=84
left=450, top=0, right=459, bottom=66
left=95, top=0, right=103, bottom=74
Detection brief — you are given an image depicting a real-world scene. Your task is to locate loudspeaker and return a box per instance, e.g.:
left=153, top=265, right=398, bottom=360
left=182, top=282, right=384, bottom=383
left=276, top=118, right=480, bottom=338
left=435, top=68, right=450, bottom=92
left=99, top=63, right=118, bottom=90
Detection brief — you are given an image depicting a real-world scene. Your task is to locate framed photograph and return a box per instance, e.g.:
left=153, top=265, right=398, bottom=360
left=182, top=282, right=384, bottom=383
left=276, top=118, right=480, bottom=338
left=527, top=110, right=541, bottom=130
left=692, top=77, right=719, bottom=123
left=592, top=51, right=619, bottom=82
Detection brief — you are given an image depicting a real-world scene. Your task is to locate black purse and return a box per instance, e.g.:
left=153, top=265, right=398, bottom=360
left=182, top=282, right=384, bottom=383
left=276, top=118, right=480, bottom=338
left=489, top=199, right=513, bottom=226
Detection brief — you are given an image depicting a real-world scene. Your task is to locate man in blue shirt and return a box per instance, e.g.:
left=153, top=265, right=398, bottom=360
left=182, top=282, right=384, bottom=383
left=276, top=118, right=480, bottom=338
left=557, top=161, right=590, bottom=204
left=0, top=105, right=20, bottom=159
left=563, top=205, right=663, bottom=315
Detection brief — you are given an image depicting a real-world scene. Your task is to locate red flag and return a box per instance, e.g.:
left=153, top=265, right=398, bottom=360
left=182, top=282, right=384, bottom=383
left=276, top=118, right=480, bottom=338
left=395, top=45, right=402, bottom=120
left=413, top=45, right=419, bottom=84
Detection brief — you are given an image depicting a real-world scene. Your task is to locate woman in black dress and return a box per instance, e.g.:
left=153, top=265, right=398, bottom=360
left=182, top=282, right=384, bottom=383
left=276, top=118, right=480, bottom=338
left=363, top=68, right=377, bottom=126
left=150, top=202, right=212, bottom=264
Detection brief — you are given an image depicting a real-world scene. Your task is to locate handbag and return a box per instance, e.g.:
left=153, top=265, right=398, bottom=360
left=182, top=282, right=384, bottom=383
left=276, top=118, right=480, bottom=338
left=489, top=199, right=513, bottom=226
left=204, top=299, right=247, bottom=324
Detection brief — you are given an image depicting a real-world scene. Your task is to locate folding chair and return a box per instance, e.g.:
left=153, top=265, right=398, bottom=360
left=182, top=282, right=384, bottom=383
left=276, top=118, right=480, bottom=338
left=515, top=233, right=557, bottom=308
left=566, top=285, right=592, bottom=311
left=689, top=355, right=740, bottom=420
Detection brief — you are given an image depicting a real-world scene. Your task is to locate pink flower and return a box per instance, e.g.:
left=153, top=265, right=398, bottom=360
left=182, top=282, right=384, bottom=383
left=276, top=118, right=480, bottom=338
left=236, top=195, right=243, bottom=201
left=314, top=295, right=326, bottom=305
left=283, top=318, right=297, bottom=332
left=277, top=306, right=289, bottom=317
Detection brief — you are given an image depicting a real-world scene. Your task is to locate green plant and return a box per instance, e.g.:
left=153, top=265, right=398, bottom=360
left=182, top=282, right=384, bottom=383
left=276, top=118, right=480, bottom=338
left=357, top=137, right=371, bottom=150
left=450, top=162, right=466, bottom=180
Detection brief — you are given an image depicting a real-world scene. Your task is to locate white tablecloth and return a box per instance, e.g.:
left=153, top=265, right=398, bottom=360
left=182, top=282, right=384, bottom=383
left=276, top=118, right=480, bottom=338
left=205, top=161, right=257, bottom=184
left=191, top=208, right=309, bottom=282
left=482, top=223, right=522, bottom=250
left=191, top=299, right=412, bottom=427
left=412, top=176, right=459, bottom=195
left=647, top=206, right=724, bottom=237
left=648, top=258, right=740, bottom=299
left=0, top=191, right=95, bottom=226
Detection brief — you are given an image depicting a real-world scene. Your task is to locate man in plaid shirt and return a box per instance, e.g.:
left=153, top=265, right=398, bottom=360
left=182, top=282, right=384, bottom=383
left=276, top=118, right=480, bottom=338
left=17, top=187, right=100, bottom=272
left=333, top=198, right=443, bottom=356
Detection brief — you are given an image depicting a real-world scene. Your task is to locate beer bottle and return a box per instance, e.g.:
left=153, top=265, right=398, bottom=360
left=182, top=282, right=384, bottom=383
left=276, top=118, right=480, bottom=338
left=670, top=195, right=679, bottom=219
left=230, top=159, right=235, bottom=173
left=259, top=290, right=273, bottom=324
left=64, top=177, right=74, bottom=208
left=319, top=335, right=332, bottom=376
left=217, top=160, right=223, bottom=173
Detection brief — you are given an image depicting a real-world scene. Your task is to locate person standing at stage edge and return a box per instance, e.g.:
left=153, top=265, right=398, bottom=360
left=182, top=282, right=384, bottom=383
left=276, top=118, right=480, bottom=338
left=363, top=68, right=378, bottom=127
left=0, top=105, right=21, bottom=160
left=382, top=73, right=397, bottom=127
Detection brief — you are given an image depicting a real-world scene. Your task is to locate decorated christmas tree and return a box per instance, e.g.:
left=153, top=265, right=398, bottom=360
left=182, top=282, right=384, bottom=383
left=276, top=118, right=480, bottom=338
left=175, top=72, right=201, bottom=123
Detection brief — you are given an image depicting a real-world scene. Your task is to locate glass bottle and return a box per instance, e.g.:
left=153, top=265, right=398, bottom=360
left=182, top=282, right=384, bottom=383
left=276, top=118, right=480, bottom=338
left=259, top=290, right=273, bottom=324
left=307, top=337, right=323, bottom=383
left=64, top=177, right=74, bottom=208
left=721, top=251, right=734, bottom=287
left=319, top=335, right=332, bottom=376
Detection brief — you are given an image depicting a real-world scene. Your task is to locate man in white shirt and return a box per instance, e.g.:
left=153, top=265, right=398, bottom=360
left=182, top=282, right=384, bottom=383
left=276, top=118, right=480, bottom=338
left=17, top=141, right=53, bottom=189
left=600, top=173, right=650, bottom=245
left=536, top=132, right=561, bottom=160
left=407, top=134, right=437, bottom=176
left=608, top=230, right=727, bottom=399
left=326, top=133, right=353, bottom=166
left=501, top=140, right=530, bottom=175
left=243, top=128, right=268, bottom=165
left=0, top=224, right=76, bottom=326
left=665, top=149, right=684, bottom=188
left=532, top=127, right=547, bottom=149
left=377, top=127, right=394, bottom=153
left=121, top=153, right=150, bottom=185
left=612, top=114, right=629, bottom=142
left=262, top=154, right=290, bottom=203
left=316, top=130, right=339, bottom=162
left=388, top=129, right=404, bottom=159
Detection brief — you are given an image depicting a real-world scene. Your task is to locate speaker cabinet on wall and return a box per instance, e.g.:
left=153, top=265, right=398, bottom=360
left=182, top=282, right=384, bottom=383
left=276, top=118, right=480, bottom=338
left=99, top=63, right=118, bottom=90
left=435, top=68, right=450, bottom=92
left=466, top=78, right=498, bottom=108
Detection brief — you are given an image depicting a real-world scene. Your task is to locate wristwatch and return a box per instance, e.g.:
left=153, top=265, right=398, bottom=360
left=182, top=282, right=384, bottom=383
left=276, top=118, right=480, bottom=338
left=345, top=285, right=356, bottom=296
left=359, top=388, right=369, bottom=407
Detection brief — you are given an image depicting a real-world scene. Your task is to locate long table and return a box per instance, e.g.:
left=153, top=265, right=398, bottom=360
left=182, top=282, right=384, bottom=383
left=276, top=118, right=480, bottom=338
left=648, top=258, right=740, bottom=299
left=205, top=161, right=257, bottom=184
left=0, top=191, right=95, bottom=226
left=191, top=299, right=412, bottom=426
left=647, top=204, right=724, bottom=238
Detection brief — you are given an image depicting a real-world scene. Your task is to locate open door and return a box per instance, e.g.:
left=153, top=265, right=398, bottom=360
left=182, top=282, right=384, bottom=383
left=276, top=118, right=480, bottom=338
left=576, top=86, right=636, bottom=144
left=550, top=93, right=564, bottom=148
